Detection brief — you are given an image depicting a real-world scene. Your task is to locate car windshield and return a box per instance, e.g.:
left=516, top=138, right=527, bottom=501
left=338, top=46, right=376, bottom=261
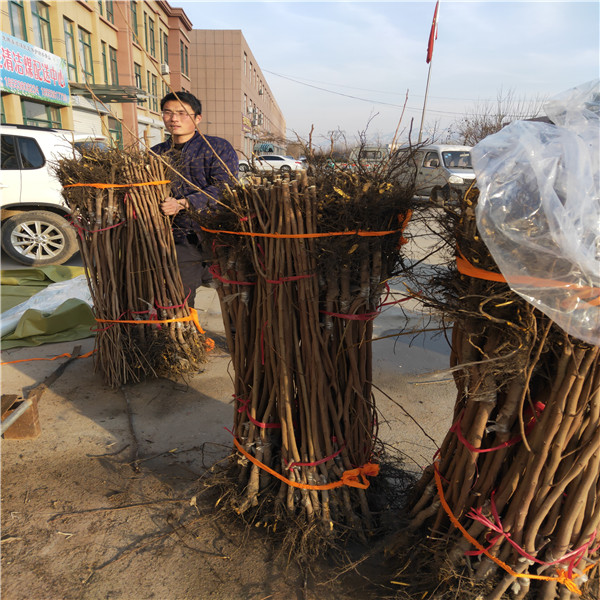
left=74, top=140, right=110, bottom=153
left=442, top=151, right=472, bottom=169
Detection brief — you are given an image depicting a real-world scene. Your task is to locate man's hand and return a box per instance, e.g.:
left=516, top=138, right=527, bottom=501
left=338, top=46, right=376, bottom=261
left=161, top=196, right=189, bottom=216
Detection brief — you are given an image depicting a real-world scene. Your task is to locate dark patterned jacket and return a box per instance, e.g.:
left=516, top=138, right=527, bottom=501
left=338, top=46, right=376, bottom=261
left=151, top=131, right=239, bottom=242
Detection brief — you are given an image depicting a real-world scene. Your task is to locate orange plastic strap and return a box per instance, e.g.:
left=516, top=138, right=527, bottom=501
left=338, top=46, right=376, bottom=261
left=96, top=307, right=206, bottom=334
left=233, top=437, right=379, bottom=490
left=200, top=225, right=403, bottom=239
left=1, top=349, right=95, bottom=366
left=456, top=251, right=600, bottom=295
left=433, top=460, right=583, bottom=595
left=64, top=180, right=170, bottom=189
left=397, top=209, right=413, bottom=246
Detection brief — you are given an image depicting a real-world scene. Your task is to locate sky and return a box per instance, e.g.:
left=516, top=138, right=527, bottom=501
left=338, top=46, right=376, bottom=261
left=178, top=1, right=599, bottom=146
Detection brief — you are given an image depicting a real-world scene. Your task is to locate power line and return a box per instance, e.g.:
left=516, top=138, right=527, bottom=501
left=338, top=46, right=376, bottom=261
left=263, top=69, right=474, bottom=117
left=263, top=69, right=493, bottom=103
left=264, top=69, right=544, bottom=119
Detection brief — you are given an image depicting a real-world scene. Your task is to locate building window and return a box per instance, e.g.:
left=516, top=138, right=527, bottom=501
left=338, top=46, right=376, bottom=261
left=63, top=18, right=78, bottom=82
left=148, top=17, right=155, bottom=57
left=243, top=52, right=247, bottom=75
left=108, top=117, right=122, bottom=149
left=78, top=28, right=94, bottom=83
left=105, top=0, right=114, bottom=23
left=101, top=41, right=108, bottom=83
left=151, top=74, right=158, bottom=112
left=31, top=1, right=52, bottom=51
left=21, top=99, right=61, bottom=128
left=109, top=46, right=118, bottom=86
left=134, top=62, right=142, bottom=105
left=161, top=31, right=168, bottom=65
left=180, top=42, right=189, bottom=76
left=98, top=0, right=103, bottom=16
left=249, top=61, right=253, bottom=80
left=147, top=71, right=158, bottom=112
left=134, top=63, right=142, bottom=88
left=9, top=1, right=27, bottom=41
left=144, top=12, right=148, bottom=49
left=130, top=1, right=138, bottom=41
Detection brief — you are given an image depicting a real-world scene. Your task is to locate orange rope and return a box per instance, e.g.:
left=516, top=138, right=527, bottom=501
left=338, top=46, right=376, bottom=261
left=233, top=438, right=379, bottom=490
left=64, top=180, right=170, bottom=189
left=200, top=225, right=403, bottom=239
left=1, top=310, right=213, bottom=366
left=1, top=349, right=95, bottom=366
left=456, top=252, right=600, bottom=295
left=96, top=307, right=206, bottom=334
left=95, top=307, right=214, bottom=350
left=433, top=461, right=584, bottom=595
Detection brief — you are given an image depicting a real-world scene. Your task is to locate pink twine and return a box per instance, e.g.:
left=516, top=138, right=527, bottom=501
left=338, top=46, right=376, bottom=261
left=467, top=491, right=597, bottom=575
left=235, top=395, right=281, bottom=429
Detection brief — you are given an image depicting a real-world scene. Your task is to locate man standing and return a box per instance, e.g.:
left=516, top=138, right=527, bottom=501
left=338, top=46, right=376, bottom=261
left=152, top=91, right=239, bottom=306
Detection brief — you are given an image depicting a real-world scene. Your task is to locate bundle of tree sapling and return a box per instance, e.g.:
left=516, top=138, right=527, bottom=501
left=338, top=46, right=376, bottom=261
left=193, top=164, right=414, bottom=544
left=56, top=147, right=210, bottom=387
left=404, top=183, right=600, bottom=600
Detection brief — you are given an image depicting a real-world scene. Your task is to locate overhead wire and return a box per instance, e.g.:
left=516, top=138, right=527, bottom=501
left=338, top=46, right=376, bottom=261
left=263, top=69, right=543, bottom=119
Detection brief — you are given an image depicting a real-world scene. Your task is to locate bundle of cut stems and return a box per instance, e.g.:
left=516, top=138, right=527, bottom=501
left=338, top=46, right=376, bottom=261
left=56, top=147, right=208, bottom=387
left=408, top=188, right=600, bottom=600
left=195, top=169, right=412, bottom=536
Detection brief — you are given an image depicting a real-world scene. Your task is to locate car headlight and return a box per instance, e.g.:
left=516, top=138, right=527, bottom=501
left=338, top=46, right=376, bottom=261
left=448, top=175, right=464, bottom=184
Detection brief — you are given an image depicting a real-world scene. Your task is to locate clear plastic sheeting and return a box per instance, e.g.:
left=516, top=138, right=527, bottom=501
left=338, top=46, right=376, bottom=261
left=471, top=80, right=600, bottom=346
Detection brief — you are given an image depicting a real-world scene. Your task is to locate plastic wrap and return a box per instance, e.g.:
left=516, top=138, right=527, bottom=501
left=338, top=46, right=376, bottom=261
left=471, top=79, right=600, bottom=346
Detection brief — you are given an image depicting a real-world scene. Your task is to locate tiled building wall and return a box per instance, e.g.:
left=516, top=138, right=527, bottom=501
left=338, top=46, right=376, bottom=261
left=189, top=29, right=286, bottom=157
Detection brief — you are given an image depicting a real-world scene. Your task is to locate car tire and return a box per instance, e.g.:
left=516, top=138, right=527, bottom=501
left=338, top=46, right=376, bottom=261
left=1, top=210, right=78, bottom=266
left=279, top=165, right=292, bottom=173
left=239, top=163, right=249, bottom=173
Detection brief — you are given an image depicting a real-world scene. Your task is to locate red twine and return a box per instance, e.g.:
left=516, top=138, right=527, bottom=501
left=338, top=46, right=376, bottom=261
left=451, top=402, right=545, bottom=454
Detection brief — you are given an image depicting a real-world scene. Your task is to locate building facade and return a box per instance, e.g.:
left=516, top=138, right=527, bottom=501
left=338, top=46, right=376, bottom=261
left=188, top=29, right=286, bottom=158
left=0, top=0, right=192, bottom=147
left=1, top=3, right=287, bottom=157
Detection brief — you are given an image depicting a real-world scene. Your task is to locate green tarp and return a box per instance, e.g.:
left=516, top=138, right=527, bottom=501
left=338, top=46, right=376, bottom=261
left=1, top=266, right=95, bottom=350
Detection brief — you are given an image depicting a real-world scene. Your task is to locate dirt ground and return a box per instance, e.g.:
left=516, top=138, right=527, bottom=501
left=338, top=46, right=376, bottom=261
left=1, top=219, right=459, bottom=600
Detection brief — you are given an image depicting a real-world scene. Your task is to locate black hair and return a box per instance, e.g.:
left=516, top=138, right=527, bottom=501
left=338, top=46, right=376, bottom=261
left=160, top=91, right=202, bottom=116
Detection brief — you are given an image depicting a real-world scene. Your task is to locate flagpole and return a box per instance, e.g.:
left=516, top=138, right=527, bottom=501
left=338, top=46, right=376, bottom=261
left=419, top=0, right=439, bottom=143
left=418, top=61, right=433, bottom=143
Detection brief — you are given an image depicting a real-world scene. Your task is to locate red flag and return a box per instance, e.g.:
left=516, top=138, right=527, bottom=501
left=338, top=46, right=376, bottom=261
left=426, top=1, right=439, bottom=64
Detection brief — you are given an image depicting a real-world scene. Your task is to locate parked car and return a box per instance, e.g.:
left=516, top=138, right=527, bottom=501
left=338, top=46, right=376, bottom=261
left=395, top=144, right=475, bottom=197
left=239, top=154, right=304, bottom=174
left=347, top=145, right=391, bottom=169
left=0, top=124, right=107, bottom=266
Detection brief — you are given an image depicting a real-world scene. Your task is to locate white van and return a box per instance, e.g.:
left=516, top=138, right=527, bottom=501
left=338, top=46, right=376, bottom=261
left=397, top=144, right=475, bottom=197
left=1, top=124, right=107, bottom=265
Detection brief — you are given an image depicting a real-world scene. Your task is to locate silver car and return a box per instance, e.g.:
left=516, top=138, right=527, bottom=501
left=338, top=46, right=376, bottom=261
left=397, top=144, right=475, bottom=197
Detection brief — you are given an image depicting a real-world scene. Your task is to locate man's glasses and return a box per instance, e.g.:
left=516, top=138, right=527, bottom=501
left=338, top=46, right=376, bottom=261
left=161, top=110, right=193, bottom=120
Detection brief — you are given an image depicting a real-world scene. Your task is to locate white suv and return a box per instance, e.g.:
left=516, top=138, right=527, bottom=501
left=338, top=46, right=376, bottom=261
left=0, top=124, right=106, bottom=265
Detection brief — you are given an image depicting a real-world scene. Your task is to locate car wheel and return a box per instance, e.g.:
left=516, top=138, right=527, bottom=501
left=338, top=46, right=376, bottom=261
left=1, top=210, right=78, bottom=266
left=239, top=163, right=249, bottom=173
left=280, top=165, right=292, bottom=173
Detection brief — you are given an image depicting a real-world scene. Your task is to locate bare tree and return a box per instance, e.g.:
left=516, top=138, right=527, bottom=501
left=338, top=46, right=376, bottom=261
left=448, top=88, right=546, bottom=145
